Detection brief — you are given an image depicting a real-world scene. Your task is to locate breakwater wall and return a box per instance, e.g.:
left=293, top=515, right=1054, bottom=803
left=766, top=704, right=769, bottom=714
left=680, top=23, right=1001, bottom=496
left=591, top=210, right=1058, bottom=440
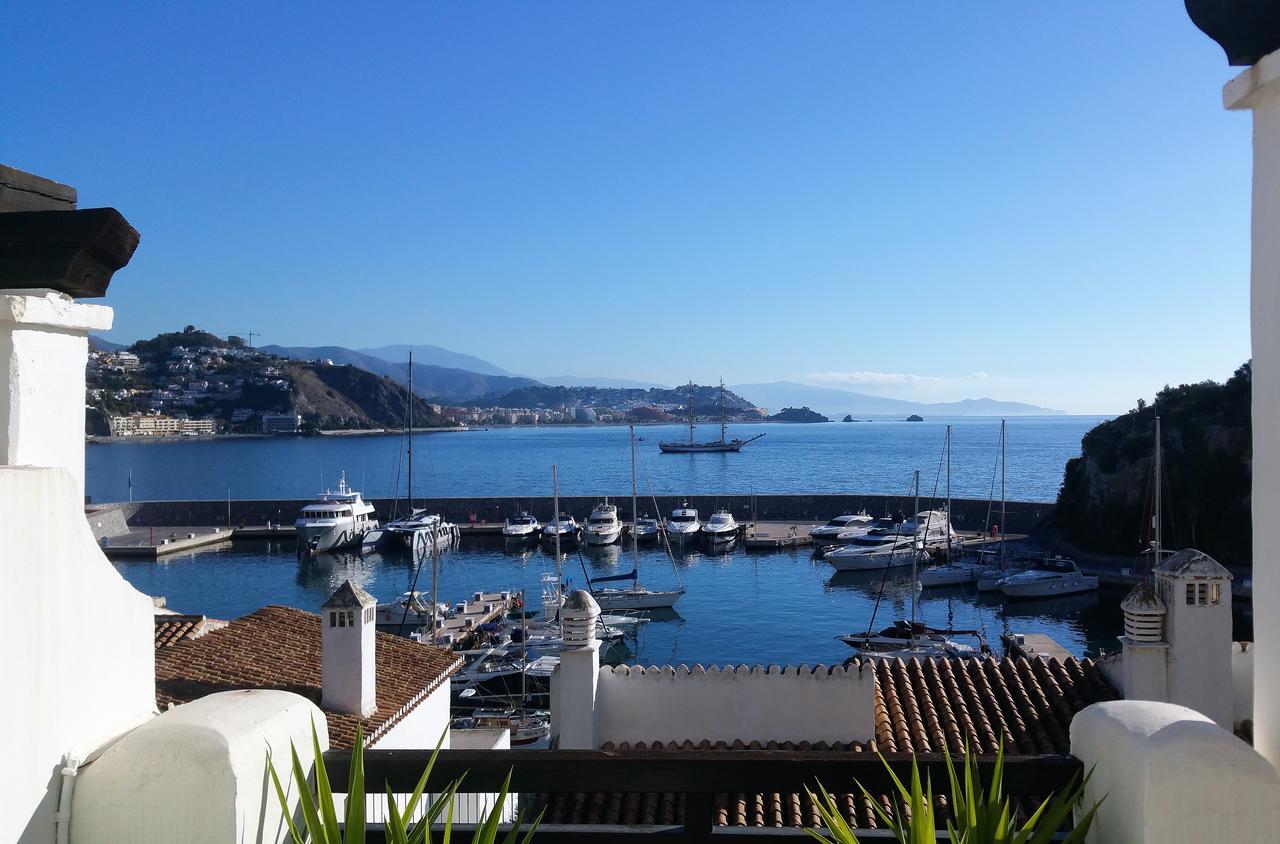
left=116, top=494, right=1055, bottom=535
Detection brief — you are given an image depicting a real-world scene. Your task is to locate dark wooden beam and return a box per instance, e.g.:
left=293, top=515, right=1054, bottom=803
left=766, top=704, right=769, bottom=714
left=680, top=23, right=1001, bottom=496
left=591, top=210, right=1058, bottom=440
left=0, top=208, right=140, bottom=297
left=0, top=165, right=76, bottom=212
left=328, top=748, right=1083, bottom=797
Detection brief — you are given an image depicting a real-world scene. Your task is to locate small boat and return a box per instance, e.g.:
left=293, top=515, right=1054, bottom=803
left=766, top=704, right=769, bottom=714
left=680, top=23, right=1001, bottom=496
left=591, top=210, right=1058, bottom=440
left=997, top=556, right=1099, bottom=599
left=541, top=513, right=580, bottom=546
left=584, top=500, right=622, bottom=546
left=295, top=473, right=379, bottom=553
left=810, top=513, right=873, bottom=544
left=836, top=620, right=987, bottom=659
left=658, top=381, right=765, bottom=454
left=586, top=567, right=684, bottom=610
left=702, top=509, right=739, bottom=545
left=502, top=511, right=541, bottom=540
left=665, top=503, right=702, bottom=546
left=632, top=514, right=661, bottom=542
left=451, top=709, right=550, bottom=747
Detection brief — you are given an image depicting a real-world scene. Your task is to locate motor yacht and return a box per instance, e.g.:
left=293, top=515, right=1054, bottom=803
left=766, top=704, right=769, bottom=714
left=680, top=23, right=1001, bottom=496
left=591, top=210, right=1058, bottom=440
left=997, top=557, right=1099, bottom=599
left=541, top=513, right=580, bottom=546
left=632, top=514, right=661, bottom=542
left=702, top=509, right=739, bottom=545
left=810, top=513, right=873, bottom=544
left=294, top=473, right=378, bottom=553
left=823, top=528, right=921, bottom=571
left=584, top=500, right=622, bottom=546
left=502, top=511, right=541, bottom=540
left=836, top=620, right=987, bottom=660
left=665, top=503, right=701, bottom=546
left=375, top=510, right=458, bottom=554
left=834, top=515, right=893, bottom=544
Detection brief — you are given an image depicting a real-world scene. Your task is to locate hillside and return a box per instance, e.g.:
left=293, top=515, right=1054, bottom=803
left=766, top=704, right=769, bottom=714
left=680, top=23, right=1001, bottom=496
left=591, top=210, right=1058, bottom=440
left=286, top=364, right=453, bottom=429
left=261, top=344, right=538, bottom=402
left=1054, top=362, right=1251, bottom=566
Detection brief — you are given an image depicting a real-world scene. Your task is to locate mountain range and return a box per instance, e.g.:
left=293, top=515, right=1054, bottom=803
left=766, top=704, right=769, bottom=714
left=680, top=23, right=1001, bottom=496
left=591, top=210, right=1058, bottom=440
left=729, top=381, right=1061, bottom=418
left=92, top=333, right=1060, bottom=413
left=259, top=345, right=537, bottom=402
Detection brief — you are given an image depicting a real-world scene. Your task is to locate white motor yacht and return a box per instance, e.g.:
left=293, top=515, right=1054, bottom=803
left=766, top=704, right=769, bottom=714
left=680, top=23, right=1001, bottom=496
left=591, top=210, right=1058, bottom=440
left=584, top=500, right=622, bottom=546
left=998, top=557, right=1099, bottom=599
left=834, top=515, right=893, bottom=544
left=502, top=511, right=541, bottom=540
left=702, top=509, right=739, bottom=545
left=810, top=513, right=873, bottom=544
left=380, top=510, right=458, bottom=553
left=665, top=503, right=701, bottom=546
left=295, top=473, right=379, bottom=553
left=541, top=513, right=580, bottom=546
left=824, top=528, right=921, bottom=571
left=632, top=514, right=661, bottom=542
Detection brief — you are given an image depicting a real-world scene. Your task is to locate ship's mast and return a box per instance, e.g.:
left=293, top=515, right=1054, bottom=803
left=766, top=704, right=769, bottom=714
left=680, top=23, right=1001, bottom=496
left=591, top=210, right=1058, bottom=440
left=553, top=464, right=563, bottom=637
left=407, top=348, right=414, bottom=512
left=1153, top=414, right=1163, bottom=573
left=719, top=380, right=727, bottom=444
left=687, top=381, right=696, bottom=445
left=630, top=425, right=638, bottom=554
left=946, top=424, right=952, bottom=561
left=911, top=469, right=920, bottom=628
left=999, top=419, right=1006, bottom=567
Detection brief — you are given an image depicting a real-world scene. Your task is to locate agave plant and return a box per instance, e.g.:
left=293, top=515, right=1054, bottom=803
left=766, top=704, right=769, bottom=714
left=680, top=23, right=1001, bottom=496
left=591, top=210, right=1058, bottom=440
left=267, top=720, right=541, bottom=844
left=805, top=743, right=1102, bottom=844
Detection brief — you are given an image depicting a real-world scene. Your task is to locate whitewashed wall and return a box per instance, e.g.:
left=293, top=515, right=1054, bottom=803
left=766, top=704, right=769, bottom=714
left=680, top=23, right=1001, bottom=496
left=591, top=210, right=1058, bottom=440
left=3, top=466, right=155, bottom=844
left=1233, top=642, right=1254, bottom=728
left=371, top=683, right=452, bottom=750
left=594, top=663, right=877, bottom=747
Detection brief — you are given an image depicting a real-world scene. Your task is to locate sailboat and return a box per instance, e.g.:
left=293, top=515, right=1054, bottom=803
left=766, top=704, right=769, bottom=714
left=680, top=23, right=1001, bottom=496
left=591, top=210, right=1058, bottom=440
left=836, top=468, right=990, bottom=660
left=584, top=426, right=686, bottom=610
left=368, top=349, right=459, bottom=553
left=658, top=381, right=765, bottom=453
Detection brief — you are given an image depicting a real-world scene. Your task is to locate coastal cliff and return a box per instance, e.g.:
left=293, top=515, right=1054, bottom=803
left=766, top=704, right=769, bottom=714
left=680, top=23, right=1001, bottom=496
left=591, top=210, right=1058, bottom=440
left=286, top=363, right=453, bottom=430
left=1054, top=362, right=1251, bottom=566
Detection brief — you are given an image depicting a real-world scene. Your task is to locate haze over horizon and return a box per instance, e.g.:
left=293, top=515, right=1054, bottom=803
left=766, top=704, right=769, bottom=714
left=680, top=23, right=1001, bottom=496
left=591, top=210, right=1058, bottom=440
left=6, top=2, right=1250, bottom=414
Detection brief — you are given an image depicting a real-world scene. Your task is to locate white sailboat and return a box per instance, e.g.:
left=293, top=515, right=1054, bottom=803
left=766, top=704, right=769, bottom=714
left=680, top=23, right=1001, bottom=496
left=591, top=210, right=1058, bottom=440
left=583, top=426, right=686, bottom=611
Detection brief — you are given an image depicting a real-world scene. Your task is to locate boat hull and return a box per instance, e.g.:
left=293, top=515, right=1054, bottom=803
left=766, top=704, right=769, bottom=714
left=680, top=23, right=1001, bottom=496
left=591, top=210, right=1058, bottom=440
left=592, top=588, right=684, bottom=610
left=659, top=442, right=743, bottom=453
left=1000, top=576, right=1099, bottom=600
left=296, top=523, right=367, bottom=552
left=585, top=527, right=622, bottom=545
left=826, top=551, right=918, bottom=572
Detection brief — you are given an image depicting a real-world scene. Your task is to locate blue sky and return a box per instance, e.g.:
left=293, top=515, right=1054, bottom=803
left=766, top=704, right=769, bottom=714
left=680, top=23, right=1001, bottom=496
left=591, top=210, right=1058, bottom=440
left=4, top=2, right=1251, bottom=413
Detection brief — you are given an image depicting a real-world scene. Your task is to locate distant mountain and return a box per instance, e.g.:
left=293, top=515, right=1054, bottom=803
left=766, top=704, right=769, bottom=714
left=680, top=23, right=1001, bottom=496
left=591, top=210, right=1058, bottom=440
left=730, top=381, right=1062, bottom=418
left=262, top=344, right=538, bottom=403
left=356, top=344, right=513, bottom=377
left=536, top=375, right=669, bottom=389
left=89, top=334, right=126, bottom=352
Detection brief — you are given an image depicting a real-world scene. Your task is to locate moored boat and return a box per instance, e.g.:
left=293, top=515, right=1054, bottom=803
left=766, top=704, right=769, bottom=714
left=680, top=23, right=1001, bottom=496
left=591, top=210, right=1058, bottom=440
left=294, top=473, right=379, bottom=552
left=665, top=503, right=701, bottom=546
left=584, top=500, right=622, bottom=546
left=702, top=509, right=739, bottom=545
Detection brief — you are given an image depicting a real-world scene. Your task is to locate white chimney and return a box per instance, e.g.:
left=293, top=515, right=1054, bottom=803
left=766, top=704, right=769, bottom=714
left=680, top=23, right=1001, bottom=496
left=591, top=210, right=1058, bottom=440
left=321, top=580, right=377, bottom=717
left=1157, top=549, right=1235, bottom=728
left=551, top=589, right=600, bottom=749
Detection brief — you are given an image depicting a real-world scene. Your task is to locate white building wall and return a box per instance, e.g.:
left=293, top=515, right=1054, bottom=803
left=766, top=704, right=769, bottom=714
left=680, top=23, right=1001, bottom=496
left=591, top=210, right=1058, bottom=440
left=71, top=691, right=325, bottom=844
left=370, top=683, right=452, bottom=750
left=1232, top=642, right=1254, bottom=728
left=0, top=291, right=112, bottom=499
left=2, top=469, right=155, bottom=844
left=593, top=663, right=877, bottom=747
left=1226, top=49, right=1280, bottom=766
left=1072, top=701, right=1280, bottom=843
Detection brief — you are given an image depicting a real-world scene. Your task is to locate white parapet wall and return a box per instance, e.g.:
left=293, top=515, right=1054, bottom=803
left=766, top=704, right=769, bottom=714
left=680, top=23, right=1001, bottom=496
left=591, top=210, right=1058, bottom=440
left=71, top=690, right=326, bottom=844
left=594, top=663, right=877, bottom=747
left=1071, top=700, right=1280, bottom=843
left=1, top=466, right=155, bottom=844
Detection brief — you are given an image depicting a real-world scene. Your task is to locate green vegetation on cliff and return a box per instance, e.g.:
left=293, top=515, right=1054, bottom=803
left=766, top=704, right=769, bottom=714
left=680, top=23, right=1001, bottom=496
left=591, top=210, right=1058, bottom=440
left=1055, top=362, right=1251, bottom=566
left=766, top=406, right=829, bottom=423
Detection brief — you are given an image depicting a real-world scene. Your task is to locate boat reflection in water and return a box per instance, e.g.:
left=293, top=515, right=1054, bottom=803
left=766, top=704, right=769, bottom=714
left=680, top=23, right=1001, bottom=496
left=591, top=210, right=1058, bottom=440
left=295, top=548, right=380, bottom=592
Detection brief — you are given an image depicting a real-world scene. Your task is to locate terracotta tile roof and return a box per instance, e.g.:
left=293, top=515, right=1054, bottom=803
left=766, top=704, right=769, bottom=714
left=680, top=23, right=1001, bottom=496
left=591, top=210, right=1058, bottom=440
left=154, top=605, right=463, bottom=749
left=537, top=655, right=1116, bottom=829
left=154, top=614, right=227, bottom=648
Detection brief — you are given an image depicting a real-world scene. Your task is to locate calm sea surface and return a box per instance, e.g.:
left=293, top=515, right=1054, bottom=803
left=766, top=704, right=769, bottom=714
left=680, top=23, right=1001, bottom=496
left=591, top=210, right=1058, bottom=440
left=88, top=416, right=1107, bottom=504
left=111, top=539, right=1254, bottom=665
left=108, top=415, right=1257, bottom=666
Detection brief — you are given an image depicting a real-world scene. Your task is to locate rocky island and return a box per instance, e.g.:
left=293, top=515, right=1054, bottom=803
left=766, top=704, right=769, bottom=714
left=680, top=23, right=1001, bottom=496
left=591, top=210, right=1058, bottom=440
left=766, top=406, right=829, bottom=423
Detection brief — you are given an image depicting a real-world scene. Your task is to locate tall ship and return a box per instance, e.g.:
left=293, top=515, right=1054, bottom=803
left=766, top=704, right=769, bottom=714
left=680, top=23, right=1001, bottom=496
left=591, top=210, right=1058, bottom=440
left=658, top=381, right=765, bottom=454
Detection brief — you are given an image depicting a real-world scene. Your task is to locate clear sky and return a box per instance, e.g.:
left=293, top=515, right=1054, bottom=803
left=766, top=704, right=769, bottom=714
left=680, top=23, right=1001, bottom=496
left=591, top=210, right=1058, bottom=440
left=4, top=2, right=1251, bottom=413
